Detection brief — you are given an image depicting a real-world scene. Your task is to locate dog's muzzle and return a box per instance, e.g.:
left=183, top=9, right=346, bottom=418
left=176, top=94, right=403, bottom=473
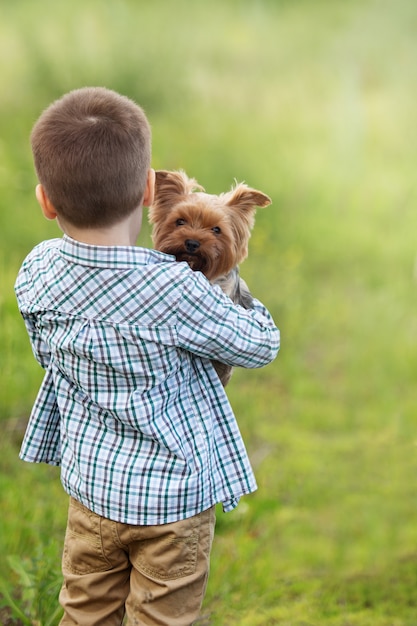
left=185, top=239, right=200, bottom=253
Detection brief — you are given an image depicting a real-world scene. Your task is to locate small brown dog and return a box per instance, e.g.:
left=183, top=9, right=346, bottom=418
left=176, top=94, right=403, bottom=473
left=149, top=169, right=271, bottom=385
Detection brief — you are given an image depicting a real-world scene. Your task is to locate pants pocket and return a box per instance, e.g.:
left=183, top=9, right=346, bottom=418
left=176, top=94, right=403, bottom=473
left=129, top=511, right=206, bottom=581
left=62, top=498, right=112, bottom=575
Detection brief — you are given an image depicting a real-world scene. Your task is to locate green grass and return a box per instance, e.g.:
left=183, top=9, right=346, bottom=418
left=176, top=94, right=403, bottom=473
left=2, top=0, right=417, bottom=623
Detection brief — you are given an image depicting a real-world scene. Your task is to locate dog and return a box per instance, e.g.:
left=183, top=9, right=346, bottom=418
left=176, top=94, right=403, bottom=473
left=148, top=169, right=271, bottom=386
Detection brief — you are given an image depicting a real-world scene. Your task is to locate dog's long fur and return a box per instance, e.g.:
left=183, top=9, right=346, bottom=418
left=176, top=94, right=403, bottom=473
left=149, top=170, right=271, bottom=385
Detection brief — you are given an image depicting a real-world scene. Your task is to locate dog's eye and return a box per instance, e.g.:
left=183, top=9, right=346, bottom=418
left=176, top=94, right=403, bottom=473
left=211, top=226, right=221, bottom=235
left=176, top=218, right=186, bottom=227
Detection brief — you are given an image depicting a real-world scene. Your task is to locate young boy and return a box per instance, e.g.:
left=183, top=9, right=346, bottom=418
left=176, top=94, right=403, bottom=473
left=15, top=87, right=280, bottom=626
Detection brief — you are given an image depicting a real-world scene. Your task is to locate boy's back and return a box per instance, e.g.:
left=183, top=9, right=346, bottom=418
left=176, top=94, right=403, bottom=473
left=16, top=234, right=279, bottom=525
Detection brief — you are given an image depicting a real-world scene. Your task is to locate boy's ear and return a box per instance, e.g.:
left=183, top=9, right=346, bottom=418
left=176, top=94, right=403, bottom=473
left=142, top=169, right=155, bottom=207
left=36, top=184, right=58, bottom=220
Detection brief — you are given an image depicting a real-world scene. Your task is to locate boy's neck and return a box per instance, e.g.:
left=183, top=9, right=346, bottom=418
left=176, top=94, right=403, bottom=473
left=62, top=208, right=143, bottom=247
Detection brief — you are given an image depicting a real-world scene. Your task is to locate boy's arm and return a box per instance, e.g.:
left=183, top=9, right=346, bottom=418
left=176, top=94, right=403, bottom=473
left=15, top=275, right=60, bottom=463
left=176, top=271, right=279, bottom=368
left=15, top=261, right=51, bottom=369
left=21, top=313, right=51, bottom=369
left=19, top=364, right=61, bottom=465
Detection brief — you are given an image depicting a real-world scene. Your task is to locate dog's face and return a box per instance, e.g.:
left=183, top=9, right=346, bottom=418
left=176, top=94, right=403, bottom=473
left=149, top=170, right=271, bottom=281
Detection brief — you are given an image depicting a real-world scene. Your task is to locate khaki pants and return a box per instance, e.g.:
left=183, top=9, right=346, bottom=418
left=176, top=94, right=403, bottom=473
left=59, top=498, right=216, bottom=626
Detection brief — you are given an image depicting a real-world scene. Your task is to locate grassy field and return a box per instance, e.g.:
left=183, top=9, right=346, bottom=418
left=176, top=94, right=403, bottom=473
left=2, top=0, right=417, bottom=623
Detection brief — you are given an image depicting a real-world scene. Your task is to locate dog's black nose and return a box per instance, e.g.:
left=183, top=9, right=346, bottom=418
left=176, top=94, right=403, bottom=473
left=185, top=239, right=200, bottom=253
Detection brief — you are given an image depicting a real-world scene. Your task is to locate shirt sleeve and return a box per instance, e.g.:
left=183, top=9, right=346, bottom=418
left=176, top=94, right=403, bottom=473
left=175, top=270, right=280, bottom=368
left=20, top=312, right=51, bottom=369
left=15, top=261, right=51, bottom=369
left=19, top=365, right=61, bottom=465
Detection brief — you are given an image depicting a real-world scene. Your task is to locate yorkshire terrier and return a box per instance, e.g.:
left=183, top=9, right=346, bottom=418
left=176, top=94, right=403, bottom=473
left=148, top=169, right=271, bottom=386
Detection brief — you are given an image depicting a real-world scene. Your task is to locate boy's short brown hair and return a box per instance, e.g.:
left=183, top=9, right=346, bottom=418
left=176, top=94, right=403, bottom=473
left=31, top=87, right=151, bottom=228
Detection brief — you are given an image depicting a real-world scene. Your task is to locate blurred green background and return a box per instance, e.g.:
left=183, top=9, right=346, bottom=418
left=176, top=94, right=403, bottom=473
left=1, top=0, right=417, bottom=624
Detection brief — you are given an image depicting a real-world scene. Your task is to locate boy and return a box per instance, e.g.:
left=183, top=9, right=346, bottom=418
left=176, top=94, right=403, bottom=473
left=15, top=87, right=280, bottom=626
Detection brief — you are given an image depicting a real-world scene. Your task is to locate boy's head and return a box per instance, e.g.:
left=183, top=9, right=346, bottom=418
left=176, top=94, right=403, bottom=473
left=31, top=87, right=152, bottom=229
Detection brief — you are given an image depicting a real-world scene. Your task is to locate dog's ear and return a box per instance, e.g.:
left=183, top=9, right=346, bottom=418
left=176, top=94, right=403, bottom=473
left=152, top=170, right=204, bottom=212
left=224, top=183, right=271, bottom=214
left=223, top=183, right=272, bottom=264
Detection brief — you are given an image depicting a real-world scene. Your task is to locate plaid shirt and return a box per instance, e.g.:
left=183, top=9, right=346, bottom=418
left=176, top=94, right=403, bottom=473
left=15, top=235, right=279, bottom=525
